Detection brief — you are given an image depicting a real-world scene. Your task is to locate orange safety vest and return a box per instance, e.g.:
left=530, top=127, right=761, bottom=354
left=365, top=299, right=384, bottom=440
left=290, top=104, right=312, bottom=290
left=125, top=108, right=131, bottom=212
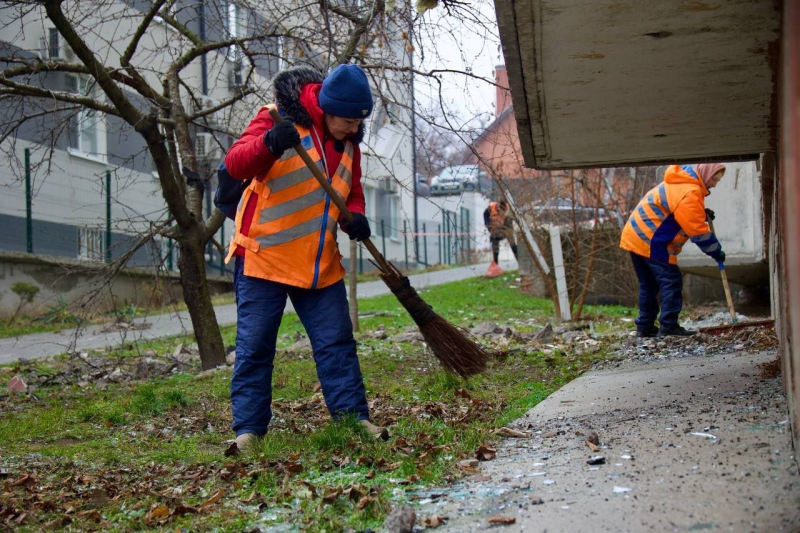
left=226, top=105, right=353, bottom=289
left=488, top=202, right=506, bottom=233
left=620, top=165, right=718, bottom=265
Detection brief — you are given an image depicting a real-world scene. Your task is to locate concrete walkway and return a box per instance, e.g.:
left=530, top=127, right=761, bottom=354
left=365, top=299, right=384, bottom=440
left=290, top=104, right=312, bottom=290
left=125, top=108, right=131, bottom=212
left=0, top=261, right=515, bottom=364
left=416, top=349, right=800, bottom=531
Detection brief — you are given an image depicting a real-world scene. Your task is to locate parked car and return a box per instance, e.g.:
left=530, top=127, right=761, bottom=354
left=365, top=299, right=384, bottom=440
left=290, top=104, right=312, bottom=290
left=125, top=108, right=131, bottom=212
left=415, top=173, right=431, bottom=196
left=436, top=164, right=485, bottom=192
left=430, top=173, right=464, bottom=195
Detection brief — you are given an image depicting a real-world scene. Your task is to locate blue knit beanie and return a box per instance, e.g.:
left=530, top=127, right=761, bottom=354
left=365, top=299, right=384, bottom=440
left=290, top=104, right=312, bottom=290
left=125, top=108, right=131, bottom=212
left=319, top=64, right=373, bottom=119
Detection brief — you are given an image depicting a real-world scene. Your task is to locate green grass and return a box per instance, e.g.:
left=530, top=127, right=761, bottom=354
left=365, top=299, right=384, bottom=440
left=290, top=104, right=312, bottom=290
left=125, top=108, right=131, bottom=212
left=0, top=271, right=633, bottom=531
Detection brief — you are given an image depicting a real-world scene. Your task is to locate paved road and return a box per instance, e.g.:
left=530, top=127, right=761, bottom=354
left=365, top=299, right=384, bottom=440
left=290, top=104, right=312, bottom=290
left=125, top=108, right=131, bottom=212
left=416, top=349, right=800, bottom=531
left=0, top=261, right=515, bottom=364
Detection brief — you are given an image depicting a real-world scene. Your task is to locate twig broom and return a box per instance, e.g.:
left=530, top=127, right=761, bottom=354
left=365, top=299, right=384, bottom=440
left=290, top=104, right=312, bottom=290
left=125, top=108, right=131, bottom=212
left=269, top=108, right=488, bottom=377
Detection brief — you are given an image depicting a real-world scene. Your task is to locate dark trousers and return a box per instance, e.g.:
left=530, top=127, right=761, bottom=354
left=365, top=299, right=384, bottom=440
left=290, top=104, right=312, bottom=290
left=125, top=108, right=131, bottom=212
left=231, top=258, right=369, bottom=436
left=630, top=252, right=683, bottom=331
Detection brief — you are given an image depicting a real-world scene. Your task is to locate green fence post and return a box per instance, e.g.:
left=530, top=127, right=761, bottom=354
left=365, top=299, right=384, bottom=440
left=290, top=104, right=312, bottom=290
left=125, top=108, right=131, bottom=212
left=437, top=223, right=442, bottom=264
left=403, top=220, right=408, bottom=269
left=381, top=219, right=386, bottom=258
left=422, top=222, right=428, bottom=266
left=219, top=219, right=225, bottom=275
left=24, top=148, right=32, bottom=253
left=105, top=171, right=112, bottom=263
left=445, top=213, right=451, bottom=265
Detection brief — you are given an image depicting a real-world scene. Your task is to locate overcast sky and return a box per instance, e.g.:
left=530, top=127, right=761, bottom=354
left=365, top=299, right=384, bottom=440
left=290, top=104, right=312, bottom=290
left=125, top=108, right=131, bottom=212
left=414, top=0, right=501, bottom=129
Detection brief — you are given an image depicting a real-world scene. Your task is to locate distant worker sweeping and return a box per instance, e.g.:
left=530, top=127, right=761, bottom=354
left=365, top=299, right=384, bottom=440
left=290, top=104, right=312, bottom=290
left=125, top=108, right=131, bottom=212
left=222, top=65, right=387, bottom=452
left=620, top=164, right=727, bottom=337
left=484, top=199, right=518, bottom=276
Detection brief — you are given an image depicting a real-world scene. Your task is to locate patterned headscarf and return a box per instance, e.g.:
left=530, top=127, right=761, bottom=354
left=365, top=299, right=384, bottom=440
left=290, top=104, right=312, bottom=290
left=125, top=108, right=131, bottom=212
left=695, top=163, right=726, bottom=186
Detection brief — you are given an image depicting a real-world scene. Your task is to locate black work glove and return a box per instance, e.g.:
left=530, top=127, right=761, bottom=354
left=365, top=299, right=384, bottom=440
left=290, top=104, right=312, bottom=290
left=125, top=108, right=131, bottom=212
left=264, top=119, right=301, bottom=157
left=341, top=213, right=371, bottom=241
left=705, top=208, right=715, bottom=221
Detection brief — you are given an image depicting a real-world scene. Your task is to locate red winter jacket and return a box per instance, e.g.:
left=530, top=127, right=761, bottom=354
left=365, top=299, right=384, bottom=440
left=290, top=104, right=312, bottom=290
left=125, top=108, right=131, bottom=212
left=224, top=83, right=366, bottom=258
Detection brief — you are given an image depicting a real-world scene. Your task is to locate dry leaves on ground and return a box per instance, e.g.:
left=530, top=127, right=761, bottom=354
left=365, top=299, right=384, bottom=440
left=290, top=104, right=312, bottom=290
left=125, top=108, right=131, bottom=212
left=488, top=516, right=516, bottom=525
left=475, top=445, right=497, bottom=461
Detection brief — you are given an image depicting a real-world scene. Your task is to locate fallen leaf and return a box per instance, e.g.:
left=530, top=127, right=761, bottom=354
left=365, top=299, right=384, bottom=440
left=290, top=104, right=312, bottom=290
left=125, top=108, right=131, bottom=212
left=10, top=473, right=36, bottom=489
left=200, top=489, right=225, bottom=507
left=144, top=505, right=169, bottom=525
left=343, top=485, right=362, bottom=502
left=76, top=509, right=102, bottom=523
left=172, top=504, right=199, bottom=516
left=488, top=516, right=516, bottom=524
left=313, top=381, right=323, bottom=393
left=241, top=491, right=257, bottom=504
left=356, top=495, right=374, bottom=510
left=43, top=517, right=71, bottom=530
left=587, top=430, right=600, bottom=445
left=223, top=442, right=239, bottom=457
left=423, top=515, right=446, bottom=527
left=365, top=469, right=376, bottom=480
left=475, top=445, right=497, bottom=461
left=493, top=427, right=531, bottom=438
left=586, top=440, right=599, bottom=452
left=322, top=489, right=341, bottom=504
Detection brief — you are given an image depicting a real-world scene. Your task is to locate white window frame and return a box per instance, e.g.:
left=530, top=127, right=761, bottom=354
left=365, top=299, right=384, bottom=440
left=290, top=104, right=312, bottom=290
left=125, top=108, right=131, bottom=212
left=65, top=74, right=106, bottom=162
left=78, top=226, right=105, bottom=261
left=227, top=2, right=247, bottom=62
left=277, top=35, right=285, bottom=71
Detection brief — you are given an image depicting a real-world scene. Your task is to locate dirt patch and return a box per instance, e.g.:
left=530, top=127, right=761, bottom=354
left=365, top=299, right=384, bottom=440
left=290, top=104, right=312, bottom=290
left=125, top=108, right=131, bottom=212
left=758, top=355, right=782, bottom=379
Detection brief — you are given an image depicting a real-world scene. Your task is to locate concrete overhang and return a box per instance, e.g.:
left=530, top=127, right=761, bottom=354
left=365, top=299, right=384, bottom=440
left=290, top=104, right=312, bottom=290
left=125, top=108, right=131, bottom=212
left=495, top=0, right=782, bottom=169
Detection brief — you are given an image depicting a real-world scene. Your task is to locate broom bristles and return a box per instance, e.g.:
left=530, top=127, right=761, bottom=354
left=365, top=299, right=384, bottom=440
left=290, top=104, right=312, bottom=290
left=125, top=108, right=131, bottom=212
left=377, top=260, right=489, bottom=378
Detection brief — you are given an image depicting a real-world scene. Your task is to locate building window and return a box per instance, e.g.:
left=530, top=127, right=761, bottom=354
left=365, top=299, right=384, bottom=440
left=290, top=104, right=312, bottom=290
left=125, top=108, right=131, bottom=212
left=227, top=2, right=247, bottom=62
left=65, top=75, right=101, bottom=157
left=48, top=28, right=60, bottom=59
left=78, top=226, right=104, bottom=261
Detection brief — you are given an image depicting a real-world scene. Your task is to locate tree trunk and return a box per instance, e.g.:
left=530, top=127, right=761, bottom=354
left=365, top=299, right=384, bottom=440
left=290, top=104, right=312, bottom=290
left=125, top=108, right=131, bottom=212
left=177, top=234, right=226, bottom=370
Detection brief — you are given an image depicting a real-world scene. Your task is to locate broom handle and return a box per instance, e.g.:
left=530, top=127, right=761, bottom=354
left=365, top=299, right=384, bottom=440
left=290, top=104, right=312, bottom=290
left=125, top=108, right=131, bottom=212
left=268, top=108, right=391, bottom=273
left=708, top=219, right=736, bottom=322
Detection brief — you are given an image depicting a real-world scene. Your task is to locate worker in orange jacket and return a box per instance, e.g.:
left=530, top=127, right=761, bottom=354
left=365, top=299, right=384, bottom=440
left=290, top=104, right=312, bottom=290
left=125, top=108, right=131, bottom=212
left=483, top=200, right=518, bottom=264
left=620, top=164, right=726, bottom=337
left=223, top=65, right=388, bottom=452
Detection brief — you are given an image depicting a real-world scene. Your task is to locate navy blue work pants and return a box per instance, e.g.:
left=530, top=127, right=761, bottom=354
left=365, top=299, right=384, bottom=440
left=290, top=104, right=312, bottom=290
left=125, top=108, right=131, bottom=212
left=231, top=257, right=369, bottom=436
left=630, top=252, right=683, bottom=331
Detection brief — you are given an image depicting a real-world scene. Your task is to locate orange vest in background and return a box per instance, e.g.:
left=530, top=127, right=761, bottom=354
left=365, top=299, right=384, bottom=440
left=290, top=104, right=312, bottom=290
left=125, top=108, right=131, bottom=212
left=226, top=105, right=353, bottom=289
left=488, top=202, right=506, bottom=233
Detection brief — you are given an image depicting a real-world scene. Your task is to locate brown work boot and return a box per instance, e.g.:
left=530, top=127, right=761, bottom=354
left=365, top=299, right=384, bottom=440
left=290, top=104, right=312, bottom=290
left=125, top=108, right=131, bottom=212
left=360, top=420, right=390, bottom=441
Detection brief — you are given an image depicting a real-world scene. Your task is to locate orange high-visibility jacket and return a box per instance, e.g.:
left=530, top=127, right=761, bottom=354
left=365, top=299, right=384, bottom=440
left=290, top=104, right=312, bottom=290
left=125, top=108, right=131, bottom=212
left=226, top=106, right=353, bottom=289
left=620, top=165, right=722, bottom=265
left=487, top=202, right=507, bottom=233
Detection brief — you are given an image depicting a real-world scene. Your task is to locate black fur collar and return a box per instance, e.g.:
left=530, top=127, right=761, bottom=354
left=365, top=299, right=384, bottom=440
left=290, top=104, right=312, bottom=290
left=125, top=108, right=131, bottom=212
left=272, top=66, right=365, bottom=146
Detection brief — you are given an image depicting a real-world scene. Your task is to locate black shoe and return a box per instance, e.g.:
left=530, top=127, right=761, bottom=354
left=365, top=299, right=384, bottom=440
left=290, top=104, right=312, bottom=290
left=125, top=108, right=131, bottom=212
left=658, top=326, right=696, bottom=337
left=636, top=327, right=659, bottom=338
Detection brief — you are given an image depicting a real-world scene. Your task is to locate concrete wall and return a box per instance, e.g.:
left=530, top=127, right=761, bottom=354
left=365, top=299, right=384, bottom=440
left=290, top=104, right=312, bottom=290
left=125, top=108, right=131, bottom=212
left=0, top=251, right=232, bottom=319
left=780, top=0, right=800, bottom=460
left=678, top=161, right=766, bottom=272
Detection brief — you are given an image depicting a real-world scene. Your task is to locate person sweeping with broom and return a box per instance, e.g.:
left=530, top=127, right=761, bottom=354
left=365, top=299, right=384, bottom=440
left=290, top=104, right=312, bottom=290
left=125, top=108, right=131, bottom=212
left=223, top=64, right=388, bottom=452
left=483, top=199, right=518, bottom=276
left=620, top=164, right=727, bottom=338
